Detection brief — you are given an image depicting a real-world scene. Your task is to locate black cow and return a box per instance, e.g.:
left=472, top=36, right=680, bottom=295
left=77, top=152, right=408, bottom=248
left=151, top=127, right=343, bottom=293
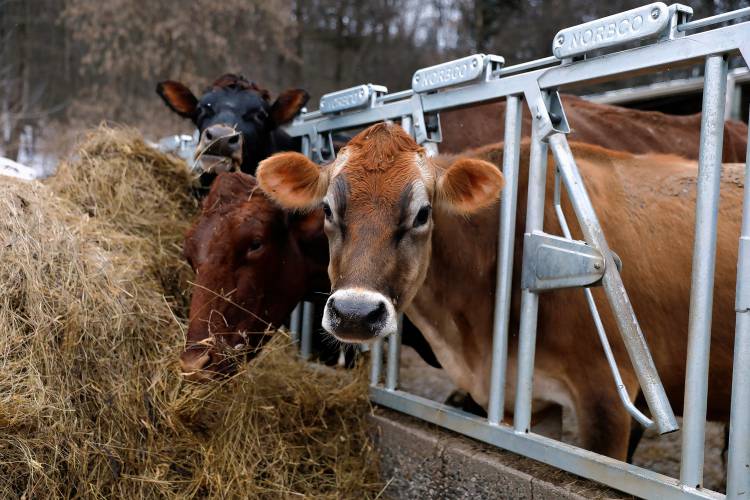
left=157, top=74, right=309, bottom=188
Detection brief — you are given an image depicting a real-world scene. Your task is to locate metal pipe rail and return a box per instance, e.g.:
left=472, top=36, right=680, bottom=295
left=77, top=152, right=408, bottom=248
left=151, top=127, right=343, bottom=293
left=286, top=4, right=750, bottom=499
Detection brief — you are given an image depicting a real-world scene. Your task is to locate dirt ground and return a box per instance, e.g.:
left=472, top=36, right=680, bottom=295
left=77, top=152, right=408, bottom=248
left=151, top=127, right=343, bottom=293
left=397, top=346, right=727, bottom=494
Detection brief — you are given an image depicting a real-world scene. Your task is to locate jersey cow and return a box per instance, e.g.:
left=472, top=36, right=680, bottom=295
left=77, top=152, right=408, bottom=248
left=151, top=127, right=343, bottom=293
left=157, top=74, right=309, bottom=188
left=257, top=122, right=740, bottom=460
left=180, top=171, right=440, bottom=380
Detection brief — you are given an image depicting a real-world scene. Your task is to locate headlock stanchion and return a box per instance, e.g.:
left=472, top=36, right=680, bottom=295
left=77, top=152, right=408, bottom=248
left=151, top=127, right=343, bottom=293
left=283, top=4, right=750, bottom=499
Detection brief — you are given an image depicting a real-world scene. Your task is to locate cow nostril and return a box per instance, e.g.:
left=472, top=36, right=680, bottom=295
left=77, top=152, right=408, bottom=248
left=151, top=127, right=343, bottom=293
left=366, top=301, right=386, bottom=325
left=228, top=135, right=239, bottom=145
left=205, top=130, right=214, bottom=141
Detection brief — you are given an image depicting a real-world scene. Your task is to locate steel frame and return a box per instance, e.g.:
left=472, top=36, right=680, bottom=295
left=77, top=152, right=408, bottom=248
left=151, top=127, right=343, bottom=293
left=283, top=5, right=750, bottom=499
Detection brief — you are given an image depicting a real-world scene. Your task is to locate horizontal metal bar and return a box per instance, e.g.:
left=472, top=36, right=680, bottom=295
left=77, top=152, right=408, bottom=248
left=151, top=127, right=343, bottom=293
left=678, top=6, right=750, bottom=32
left=371, top=388, right=722, bottom=500
left=496, top=56, right=560, bottom=77
left=283, top=21, right=748, bottom=138
left=585, top=67, right=750, bottom=106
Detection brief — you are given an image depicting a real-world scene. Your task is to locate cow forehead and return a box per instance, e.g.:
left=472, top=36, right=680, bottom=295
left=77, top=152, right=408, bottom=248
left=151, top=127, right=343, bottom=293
left=332, top=149, right=432, bottom=204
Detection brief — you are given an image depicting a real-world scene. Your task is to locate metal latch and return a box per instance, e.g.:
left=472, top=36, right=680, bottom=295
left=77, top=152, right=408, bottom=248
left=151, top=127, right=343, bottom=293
left=319, top=84, right=388, bottom=114
left=552, top=3, right=693, bottom=59
left=522, top=231, right=622, bottom=292
left=411, top=54, right=505, bottom=93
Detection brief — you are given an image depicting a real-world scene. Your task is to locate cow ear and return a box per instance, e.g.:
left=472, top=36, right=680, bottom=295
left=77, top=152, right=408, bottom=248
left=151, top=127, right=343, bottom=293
left=437, top=158, right=505, bottom=214
left=257, top=152, right=327, bottom=210
left=269, top=89, right=310, bottom=126
left=157, top=80, right=199, bottom=119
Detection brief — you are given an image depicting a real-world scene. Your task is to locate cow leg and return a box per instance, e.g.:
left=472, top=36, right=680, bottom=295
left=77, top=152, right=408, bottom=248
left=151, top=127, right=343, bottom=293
left=574, top=384, right=632, bottom=460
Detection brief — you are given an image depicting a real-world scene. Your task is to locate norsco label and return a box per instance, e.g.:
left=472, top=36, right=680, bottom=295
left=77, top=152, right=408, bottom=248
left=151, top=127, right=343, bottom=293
left=412, top=55, right=485, bottom=93
left=553, top=2, right=670, bottom=58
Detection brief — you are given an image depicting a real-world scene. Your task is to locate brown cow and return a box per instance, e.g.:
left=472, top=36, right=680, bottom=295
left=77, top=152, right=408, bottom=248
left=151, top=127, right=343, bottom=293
left=257, top=122, right=741, bottom=460
left=440, top=95, right=748, bottom=162
left=180, top=172, right=329, bottom=380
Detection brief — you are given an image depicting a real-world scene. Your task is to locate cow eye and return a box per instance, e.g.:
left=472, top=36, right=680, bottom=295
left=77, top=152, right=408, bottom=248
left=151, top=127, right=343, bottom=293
left=413, top=205, right=431, bottom=228
left=247, top=239, right=263, bottom=255
left=322, top=201, right=332, bottom=220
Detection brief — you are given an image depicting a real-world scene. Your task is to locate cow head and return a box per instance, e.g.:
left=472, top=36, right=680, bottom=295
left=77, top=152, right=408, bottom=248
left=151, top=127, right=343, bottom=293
left=257, top=123, right=504, bottom=343
left=180, top=172, right=328, bottom=380
left=157, top=74, right=309, bottom=179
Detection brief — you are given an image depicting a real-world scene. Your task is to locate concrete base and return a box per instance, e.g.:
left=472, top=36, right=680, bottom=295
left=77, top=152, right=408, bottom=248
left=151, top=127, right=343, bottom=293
left=369, top=408, right=633, bottom=499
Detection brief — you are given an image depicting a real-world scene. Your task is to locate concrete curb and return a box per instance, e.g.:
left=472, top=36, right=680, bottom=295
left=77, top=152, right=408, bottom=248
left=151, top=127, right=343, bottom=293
left=369, top=408, right=634, bottom=499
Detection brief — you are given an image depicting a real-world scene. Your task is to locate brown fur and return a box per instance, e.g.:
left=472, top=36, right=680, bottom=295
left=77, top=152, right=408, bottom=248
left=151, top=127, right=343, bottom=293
left=440, top=94, right=748, bottom=162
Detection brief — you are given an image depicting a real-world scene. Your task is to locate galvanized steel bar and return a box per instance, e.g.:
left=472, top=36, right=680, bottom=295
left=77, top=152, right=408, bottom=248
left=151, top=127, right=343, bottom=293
left=726, top=106, right=750, bottom=499
left=385, top=315, right=403, bottom=391
left=284, top=22, right=748, bottom=139
left=553, top=173, right=653, bottom=429
left=513, top=102, right=549, bottom=433
left=680, top=55, right=729, bottom=488
left=371, top=387, right=722, bottom=500
left=488, top=95, right=523, bottom=426
left=548, top=133, right=678, bottom=435
left=289, top=303, right=302, bottom=344
left=678, top=6, right=750, bottom=32
left=370, top=339, right=384, bottom=386
left=300, top=301, right=314, bottom=360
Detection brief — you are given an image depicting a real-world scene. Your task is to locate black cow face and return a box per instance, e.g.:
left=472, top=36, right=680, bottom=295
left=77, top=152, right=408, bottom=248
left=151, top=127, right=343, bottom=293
left=157, top=74, right=308, bottom=183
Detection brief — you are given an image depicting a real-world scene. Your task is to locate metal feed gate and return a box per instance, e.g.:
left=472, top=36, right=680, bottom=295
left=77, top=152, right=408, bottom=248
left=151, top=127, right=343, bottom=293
left=284, top=4, right=750, bottom=499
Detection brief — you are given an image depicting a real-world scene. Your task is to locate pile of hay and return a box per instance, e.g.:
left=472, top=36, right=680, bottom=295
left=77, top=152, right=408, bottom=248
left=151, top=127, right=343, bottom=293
left=0, top=129, right=381, bottom=498
left=47, top=126, right=199, bottom=316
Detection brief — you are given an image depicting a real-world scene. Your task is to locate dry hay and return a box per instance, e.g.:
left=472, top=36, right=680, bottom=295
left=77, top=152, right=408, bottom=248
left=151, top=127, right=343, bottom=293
left=0, top=135, right=380, bottom=498
left=46, top=125, right=199, bottom=316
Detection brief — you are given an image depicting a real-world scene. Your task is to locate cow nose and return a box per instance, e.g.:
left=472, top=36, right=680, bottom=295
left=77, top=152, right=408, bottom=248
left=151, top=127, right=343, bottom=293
left=179, top=348, right=214, bottom=382
left=323, top=289, right=397, bottom=342
left=197, top=124, right=243, bottom=168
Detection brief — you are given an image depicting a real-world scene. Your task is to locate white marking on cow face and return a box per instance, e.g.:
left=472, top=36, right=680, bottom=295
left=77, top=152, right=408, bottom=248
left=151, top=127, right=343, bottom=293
left=323, top=287, right=398, bottom=343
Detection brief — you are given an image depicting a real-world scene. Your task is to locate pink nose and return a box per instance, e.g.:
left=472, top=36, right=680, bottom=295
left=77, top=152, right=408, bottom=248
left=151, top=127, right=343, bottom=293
left=179, top=348, right=214, bottom=382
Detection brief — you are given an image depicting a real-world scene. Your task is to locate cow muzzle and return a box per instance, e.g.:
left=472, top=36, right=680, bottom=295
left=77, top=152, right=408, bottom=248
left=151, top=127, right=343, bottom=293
left=322, top=288, right=398, bottom=343
left=193, top=124, right=243, bottom=174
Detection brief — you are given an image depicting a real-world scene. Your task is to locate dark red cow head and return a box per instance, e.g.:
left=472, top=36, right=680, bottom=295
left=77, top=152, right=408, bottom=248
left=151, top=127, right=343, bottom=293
left=180, top=172, right=328, bottom=380
left=157, top=74, right=309, bottom=185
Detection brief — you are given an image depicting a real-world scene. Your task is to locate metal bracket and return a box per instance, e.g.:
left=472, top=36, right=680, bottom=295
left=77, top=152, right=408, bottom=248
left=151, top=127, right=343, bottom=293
left=409, top=94, right=442, bottom=150
left=412, top=54, right=505, bottom=93
left=528, top=89, right=569, bottom=142
left=522, top=231, right=605, bottom=292
left=319, top=83, right=388, bottom=115
left=552, top=3, right=693, bottom=59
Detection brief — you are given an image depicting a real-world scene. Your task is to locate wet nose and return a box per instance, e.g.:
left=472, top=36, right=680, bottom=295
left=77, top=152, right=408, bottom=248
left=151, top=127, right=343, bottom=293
left=179, top=347, right=215, bottom=382
left=325, top=293, right=389, bottom=342
left=197, top=124, right=243, bottom=166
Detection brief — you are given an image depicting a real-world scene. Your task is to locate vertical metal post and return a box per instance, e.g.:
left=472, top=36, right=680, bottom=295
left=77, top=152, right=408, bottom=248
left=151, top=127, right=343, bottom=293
left=726, top=104, right=750, bottom=500
left=513, top=99, right=549, bottom=433
left=488, top=95, right=523, bottom=426
left=300, top=301, right=314, bottom=360
left=680, top=54, right=728, bottom=488
left=401, top=115, right=413, bottom=136
left=289, top=303, right=302, bottom=344
left=370, top=339, right=383, bottom=386
left=385, top=314, right=403, bottom=391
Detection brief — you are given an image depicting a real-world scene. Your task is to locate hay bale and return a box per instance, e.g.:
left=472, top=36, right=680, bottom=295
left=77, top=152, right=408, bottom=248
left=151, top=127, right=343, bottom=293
left=46, top=125, right=199, bottom=316
left=1, top=143, right=380, bottom=497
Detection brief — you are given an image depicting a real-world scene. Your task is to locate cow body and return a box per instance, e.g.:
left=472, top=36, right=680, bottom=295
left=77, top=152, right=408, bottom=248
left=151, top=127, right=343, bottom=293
left=441, top=95, right=748, bottom=162
left=257, top=123, right=740, bottom=460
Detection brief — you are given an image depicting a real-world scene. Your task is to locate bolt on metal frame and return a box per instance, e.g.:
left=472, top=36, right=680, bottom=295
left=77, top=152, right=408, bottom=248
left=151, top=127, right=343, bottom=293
left=284, top=4, right=750, bottom=498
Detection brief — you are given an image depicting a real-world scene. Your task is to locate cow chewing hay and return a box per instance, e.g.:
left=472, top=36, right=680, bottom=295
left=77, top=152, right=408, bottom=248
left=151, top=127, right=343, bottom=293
left=0, top=129, right=381, bottom=498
